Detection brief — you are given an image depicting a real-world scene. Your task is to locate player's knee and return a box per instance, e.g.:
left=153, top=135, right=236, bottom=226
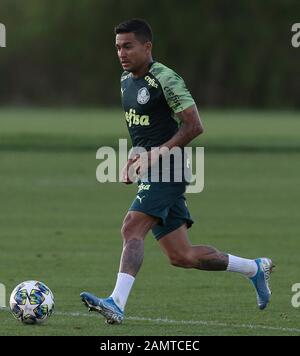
left=121, top=222, right=133, bottom=241
left=169, top=252, right=193, bottom=268
left=121, top=217, right=141, bottom=241
left=121, top=213, right=133, bottom=240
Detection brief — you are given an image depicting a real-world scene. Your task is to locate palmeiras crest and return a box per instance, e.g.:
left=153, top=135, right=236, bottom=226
left=137, top=87, right=150, bottom=104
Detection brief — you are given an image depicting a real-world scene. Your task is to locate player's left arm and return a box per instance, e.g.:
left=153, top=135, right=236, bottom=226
left=155, top=67, right=204, bottom=150
left=134, top=105, right=203, bottom=175
left=160, top=104, right=204, bottom=150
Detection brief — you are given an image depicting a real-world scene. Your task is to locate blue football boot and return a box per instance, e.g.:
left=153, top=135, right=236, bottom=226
left=80, top=292, right=124, bottom=324
left=250, top=258, right=274, bottom=310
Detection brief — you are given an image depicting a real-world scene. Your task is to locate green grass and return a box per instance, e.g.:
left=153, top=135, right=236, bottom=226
left=0, top=109, right=300, bottom=335
left=0, top=108, right=300, bottom=151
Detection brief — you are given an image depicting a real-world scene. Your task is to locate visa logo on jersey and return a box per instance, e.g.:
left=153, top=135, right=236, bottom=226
left=125, top=109, right=150, bottom=127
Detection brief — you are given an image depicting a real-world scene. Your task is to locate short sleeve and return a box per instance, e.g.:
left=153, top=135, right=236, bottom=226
left=150, top=63, right=195, bottom=113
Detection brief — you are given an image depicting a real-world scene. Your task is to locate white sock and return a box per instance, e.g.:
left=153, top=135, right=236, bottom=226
left=226, top=254, right=258, bottom=277
left=110, top=272, right=135, bottom=311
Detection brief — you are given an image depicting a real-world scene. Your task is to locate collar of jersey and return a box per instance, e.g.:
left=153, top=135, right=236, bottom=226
left=131, top=61, right=156, bottom=81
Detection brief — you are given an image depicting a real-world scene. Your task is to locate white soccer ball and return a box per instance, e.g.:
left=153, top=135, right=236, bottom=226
left=9, top=280, right=55, bottom=324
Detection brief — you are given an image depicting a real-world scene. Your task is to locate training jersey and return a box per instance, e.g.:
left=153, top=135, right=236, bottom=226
left=120, top=61, right=195, bottom=151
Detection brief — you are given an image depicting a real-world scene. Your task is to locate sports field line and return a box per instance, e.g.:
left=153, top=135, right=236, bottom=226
left=56, top=311, right=300, bottom=334
left=1, top=307, right=299, bottom=334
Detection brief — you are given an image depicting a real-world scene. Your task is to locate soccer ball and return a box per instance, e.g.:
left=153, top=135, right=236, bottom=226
left=9, top=280, right=55, bottom=324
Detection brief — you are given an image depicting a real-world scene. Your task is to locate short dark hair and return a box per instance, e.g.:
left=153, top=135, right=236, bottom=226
left=114, top=18, right=153, bottom=43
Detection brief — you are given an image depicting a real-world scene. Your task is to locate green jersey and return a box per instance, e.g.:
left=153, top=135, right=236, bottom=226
left=121, top=61, right=195, bottom=150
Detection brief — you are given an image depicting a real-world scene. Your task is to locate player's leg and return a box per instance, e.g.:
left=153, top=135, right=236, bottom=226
left=158, top=223, right=229, bottom=271
left=158, top=223, right=273, bottom=309
left=80, top=211, right=158, bottom=323
left=119, top=211, right=159, bottom=276
left=108, top=211, right=159, bottom=312
left=159, top=224, right=261, bottom=274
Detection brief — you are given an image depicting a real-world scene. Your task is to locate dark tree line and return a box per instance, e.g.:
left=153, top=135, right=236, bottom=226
left=0, top=0, right=299, bottom=108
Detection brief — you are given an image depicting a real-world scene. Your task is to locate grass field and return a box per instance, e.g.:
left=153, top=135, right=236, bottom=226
left=0, top=108, right=300, bottom=336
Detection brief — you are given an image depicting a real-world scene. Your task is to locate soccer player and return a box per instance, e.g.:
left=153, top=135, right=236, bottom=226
left=80, top=19, right=273, bottom=324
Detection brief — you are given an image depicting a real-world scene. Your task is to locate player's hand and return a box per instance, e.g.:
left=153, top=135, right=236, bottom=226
left=132, top=148, right=160, bottom=178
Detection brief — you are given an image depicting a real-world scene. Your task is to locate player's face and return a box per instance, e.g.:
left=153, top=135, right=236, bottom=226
left=115, top=33, right=152, bottom=73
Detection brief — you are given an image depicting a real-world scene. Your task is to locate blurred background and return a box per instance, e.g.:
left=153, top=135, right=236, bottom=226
left=0, top=0, right=300, bottom=336
left=0, top=0, right=299, bottom=108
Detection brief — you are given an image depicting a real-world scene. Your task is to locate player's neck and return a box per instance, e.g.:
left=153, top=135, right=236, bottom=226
left=132, top=58, right=154, bottom=79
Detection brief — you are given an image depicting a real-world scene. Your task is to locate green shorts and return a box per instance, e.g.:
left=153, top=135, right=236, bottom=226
left=128, top=181, right=194, bottom=240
